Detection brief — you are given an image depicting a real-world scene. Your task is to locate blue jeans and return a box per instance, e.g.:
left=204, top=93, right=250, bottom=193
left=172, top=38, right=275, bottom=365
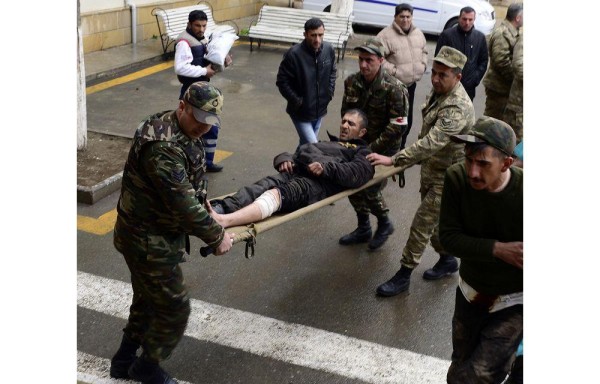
left=292, top=117, right=323, bottom=147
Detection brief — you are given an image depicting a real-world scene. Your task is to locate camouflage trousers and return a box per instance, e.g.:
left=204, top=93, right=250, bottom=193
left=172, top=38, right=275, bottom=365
left=502, top=108, right=523, bottom=144
left=400, top=182, right=445, bottom=269
left=483, top=88, right=509, bottom=121
left=447, top=287, right=523, bottom=384
left=348, top=179, right=389, bottom=218
left=122, top=251, right=191, bottom=363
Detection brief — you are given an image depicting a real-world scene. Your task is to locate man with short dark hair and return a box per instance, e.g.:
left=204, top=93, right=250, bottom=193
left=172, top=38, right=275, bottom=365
left=440, top=116, right=523, bottom=383
left=208, top=109, right=374, bottom=228
left=377, top=3, right=428, bottom=149
left=483, top=3, right=523, bottom=120
left=276, top=17, right=337, bottom=147
left=174, top=10, right=233, bottom=172
left=338, top=37, right=409, bottom=251
left=367, top=46, right=475, bottom=296
left=435, top=6, right=488, bottom=101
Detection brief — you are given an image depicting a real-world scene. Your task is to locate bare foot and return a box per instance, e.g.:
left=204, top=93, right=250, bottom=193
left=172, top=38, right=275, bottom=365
left=205, top=200, right=229, bottom=228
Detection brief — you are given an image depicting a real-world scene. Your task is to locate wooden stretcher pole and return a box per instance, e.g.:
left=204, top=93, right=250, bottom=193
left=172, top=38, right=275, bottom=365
left=200, top=164, right=405, bottom=257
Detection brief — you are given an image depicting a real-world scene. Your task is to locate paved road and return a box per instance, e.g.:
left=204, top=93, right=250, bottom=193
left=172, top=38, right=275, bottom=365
left=77, top=35, right=489, bottom=383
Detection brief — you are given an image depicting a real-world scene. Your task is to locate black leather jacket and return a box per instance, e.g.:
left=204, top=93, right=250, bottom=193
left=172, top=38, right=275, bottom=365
left=435, top=26, right=488, bottom=93
left=276, top=40, right=337, bottom=121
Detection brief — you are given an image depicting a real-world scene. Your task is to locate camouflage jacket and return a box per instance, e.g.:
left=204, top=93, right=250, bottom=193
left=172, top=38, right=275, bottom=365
left=114, top=110, right=225, bottom=264
left=341, top=68, right=409, bottom=155
left=482, top=20, right=520, bottom=94
left=505, top=34, right=523, bottom=112
left=391, top=82, right=475, bottom=186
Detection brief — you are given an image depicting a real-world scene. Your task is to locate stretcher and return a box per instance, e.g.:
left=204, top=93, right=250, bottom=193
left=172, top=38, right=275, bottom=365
left=200, top=164, right=404, bottom=257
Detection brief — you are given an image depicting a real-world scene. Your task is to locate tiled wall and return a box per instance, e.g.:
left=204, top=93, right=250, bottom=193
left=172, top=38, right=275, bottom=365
left=81, top=0, right=290, bottom=53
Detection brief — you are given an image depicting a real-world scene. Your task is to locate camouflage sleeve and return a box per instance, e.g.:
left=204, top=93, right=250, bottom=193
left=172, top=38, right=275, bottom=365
left=490, top=29, right=515, bottom=81
left=141, top=143, right=225, bottom=249
left=512, top=36, right=523, bottom=82
left=370, top=84, right=409, bottom=154
left=391, top=104, right=469, bottom=168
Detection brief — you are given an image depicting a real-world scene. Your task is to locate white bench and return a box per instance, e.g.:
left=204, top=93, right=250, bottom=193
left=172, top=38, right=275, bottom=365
left=152, top=2, right=238, bottom=58
left=248, top=5, right=354, bottom=62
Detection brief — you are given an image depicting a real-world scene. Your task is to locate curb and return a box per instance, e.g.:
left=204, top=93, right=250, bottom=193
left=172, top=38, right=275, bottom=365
left=77, top=172, right=123, bottom=205
left=85, top=54, right=167, bottom=85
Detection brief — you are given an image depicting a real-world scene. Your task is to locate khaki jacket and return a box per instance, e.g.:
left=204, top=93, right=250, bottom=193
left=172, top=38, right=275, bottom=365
left=482, top=20, right=520, bottom=94
left=392, top=82, right=475, bottom=186
left=377, top=22, right=428, bottom=86
left=506, top=34, right=523, bottom=112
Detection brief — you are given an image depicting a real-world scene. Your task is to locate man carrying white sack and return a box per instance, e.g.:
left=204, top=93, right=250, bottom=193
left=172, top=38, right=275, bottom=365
left=174, top=10, right=234, bottom=172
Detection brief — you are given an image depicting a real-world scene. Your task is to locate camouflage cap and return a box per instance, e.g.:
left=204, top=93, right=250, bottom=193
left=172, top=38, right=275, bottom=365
left=433, top=46, right=467, bottom=70
left=354, top=37, right=385, bottom=57
left=183, top=82, right=224, bottom=127
left=451, top=116, right=517, bottom=156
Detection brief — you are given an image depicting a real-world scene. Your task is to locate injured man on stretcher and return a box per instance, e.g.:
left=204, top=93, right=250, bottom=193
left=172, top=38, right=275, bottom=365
left=207, top=109, right=375, bottom=228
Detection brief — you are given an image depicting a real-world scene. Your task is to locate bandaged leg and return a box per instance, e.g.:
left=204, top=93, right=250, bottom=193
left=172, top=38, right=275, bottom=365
left=214, top=189, right=281, bottom=228
left=255, top=189, right=281, bottom=219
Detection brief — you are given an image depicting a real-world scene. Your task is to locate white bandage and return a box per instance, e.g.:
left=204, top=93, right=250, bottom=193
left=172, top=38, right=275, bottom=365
left=255, top=189, right=281, bottom=219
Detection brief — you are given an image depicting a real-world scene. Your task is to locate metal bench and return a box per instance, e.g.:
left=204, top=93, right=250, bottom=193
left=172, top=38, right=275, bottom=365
left=152, top=2, right=238, bottom=59
left=248, top=5, right=354, bottom=62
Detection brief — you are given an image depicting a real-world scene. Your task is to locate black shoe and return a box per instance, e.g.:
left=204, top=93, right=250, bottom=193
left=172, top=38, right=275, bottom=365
left=109, top=335, right=139, bottom=379
left=368, top=218, right=394, bottom=250
left=206, top=163, right=223, bottom=173
left=128, top=357, right=178, bottom=384
left=110, top=355, right=137, bottom=379
left=423, top=254, right=459, bottom=280
left=376, top=266, right=413, bottom=297
left=339, top=226, right=372, bottom=245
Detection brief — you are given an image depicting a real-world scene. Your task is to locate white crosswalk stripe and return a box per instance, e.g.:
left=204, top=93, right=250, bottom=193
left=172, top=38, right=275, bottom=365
left=78, top=271, right=450, bottom=384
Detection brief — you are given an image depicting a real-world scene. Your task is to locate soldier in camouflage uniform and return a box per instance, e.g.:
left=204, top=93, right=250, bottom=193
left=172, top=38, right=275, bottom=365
left=440, top=117, right=523, bottom=383
left=338, top=37, right=410, bottom=251
left=109, top=82, right=236, bottom=384
left=368, top=46, right=475, bottom=297
left=503, top=34, right=523, bottom=143
left=482, top=3, right=523, bottom=120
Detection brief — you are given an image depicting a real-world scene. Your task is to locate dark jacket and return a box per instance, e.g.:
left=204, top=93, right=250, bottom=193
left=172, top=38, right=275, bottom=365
left=276, top=40, right=337, bottom=121
left=273, top=132, right=374, bottom=189
left=435, top=26, right=488, bottom=97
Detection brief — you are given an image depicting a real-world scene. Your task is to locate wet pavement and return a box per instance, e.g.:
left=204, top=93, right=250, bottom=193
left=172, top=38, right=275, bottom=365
left=78, top=14, right=491, bottom=384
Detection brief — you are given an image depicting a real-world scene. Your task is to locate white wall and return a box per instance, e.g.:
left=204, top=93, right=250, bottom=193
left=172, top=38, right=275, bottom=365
left=80, top=0, right=169, bottom=14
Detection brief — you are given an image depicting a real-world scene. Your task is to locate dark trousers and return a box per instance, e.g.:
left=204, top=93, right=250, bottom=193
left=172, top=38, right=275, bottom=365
left=447, top=287, right=523, bottom=384
left=122, top=253, right=191, bottom=363
left=220, top=172, right=343, bottom=213
left=401, top=82, right=417, bottom=149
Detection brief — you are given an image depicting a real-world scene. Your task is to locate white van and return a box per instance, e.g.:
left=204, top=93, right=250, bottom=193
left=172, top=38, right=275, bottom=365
left=302, top=0, right=496, bottom=35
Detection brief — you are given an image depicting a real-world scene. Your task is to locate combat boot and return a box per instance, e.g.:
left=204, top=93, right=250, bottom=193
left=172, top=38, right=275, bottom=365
left=109, top=334, right=140, bottom=379
left=423, top=254, right=459, bottom=280
left=339, top=213, right=372, bottom=245
left=128, top=355, right=178, bottom=384
left=376, top=266, right=413, bottom=297
left=368, top=215, right=395, bottom=250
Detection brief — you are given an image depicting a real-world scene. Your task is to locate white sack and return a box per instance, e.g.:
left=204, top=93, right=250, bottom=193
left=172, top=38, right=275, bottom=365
left=206, top=31, right=238, bottom=72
